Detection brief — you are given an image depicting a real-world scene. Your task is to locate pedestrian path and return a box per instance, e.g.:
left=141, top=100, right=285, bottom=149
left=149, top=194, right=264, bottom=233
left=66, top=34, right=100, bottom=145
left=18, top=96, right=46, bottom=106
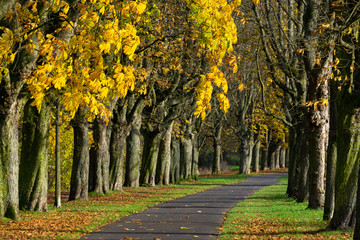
left=81, top=172, right=287, bottom=240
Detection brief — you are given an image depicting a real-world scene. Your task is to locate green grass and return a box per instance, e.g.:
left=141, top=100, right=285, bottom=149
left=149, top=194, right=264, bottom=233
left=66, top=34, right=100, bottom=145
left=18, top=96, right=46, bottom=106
left=221, top=176, right=354, bottom=239
left=0, top=172, right=251, bottom=240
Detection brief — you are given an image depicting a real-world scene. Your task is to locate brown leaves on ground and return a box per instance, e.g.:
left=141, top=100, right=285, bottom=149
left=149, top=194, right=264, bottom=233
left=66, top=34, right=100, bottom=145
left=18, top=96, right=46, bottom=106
left=0, top=187, right=176, bottom=240
left=226, top=217, right=353, bottom=239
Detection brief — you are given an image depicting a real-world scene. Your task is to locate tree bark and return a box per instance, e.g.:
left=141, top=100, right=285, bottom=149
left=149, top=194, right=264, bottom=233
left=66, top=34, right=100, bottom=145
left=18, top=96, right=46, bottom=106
left=0, top=97, right=25, bottom=220
left=260, top=147, right=268, bottom=171
left=252, top=139, right=261, bottom=173
left=109, top=101, right=127, bottom=191
left=54, top=100, right=61, bottom=208
left=287, top=128, right=297, bottom=197
left=355, top=159, right=360, bottom=239
left=239, top=134, right=252, bottom=174
left=191, top=133, right=199, bottom=180
left=140, top=129, right=161, bottom=186
left=124, top=115, right=141, bottom=187
left=212, top=121, right=222, bottom=174
left=170, top=135, right=181, bottom=184
left=294, top=123, right=309, bottom=202
left=19, top=100, right=51, bottom=212
left=156, top=121, right=173, bottom=185
left=69, top=108, right=89, bottom=201
left=303, top=0, right=332, bottom=209
left=329, top=101, right=360, bottom=229
left=180, top=135, right=193, bottom=179
left=323, top=81, right=338, bottom=220
left=91, top=119, right=110, bottom=194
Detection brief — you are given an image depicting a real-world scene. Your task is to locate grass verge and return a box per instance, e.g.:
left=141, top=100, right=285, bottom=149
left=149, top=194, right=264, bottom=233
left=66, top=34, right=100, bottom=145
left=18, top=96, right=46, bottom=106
left=0, top=171, right=251, bottom=240
left=220, top=176, right=354, bottom=239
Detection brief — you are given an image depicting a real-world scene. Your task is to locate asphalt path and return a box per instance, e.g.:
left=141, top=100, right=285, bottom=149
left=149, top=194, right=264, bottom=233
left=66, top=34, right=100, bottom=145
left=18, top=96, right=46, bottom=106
left=81, top=172, right=287, bottom=240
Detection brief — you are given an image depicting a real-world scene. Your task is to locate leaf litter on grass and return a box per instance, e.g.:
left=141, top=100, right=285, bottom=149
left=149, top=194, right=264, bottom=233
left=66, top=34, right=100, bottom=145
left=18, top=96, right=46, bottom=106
left=0, top=171, right=253, bottom=239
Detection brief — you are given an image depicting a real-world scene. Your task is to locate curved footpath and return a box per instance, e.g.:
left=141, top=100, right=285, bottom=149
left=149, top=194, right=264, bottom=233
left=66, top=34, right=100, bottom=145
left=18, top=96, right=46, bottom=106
left=81, top=172, right=287, bottom=240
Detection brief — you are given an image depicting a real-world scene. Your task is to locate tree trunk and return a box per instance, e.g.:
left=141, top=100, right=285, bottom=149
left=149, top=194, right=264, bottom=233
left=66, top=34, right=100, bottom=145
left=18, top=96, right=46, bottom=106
left=252, top=139, right=261, bottom=173
left=239, top=134, right=252, bottom=174
left=0, top=97, right=25, bottom=220
left=140, top=130, right=161, bottom=186
left=19, top=100, right=51, bottom=212
left=54, top=100, right=61, bottom=208
left=287, top=128, right=297, bottom=197
left=191, top=134, right=199, bottom=180
left=355, top=159, right=360, bottom=240
left=324, top=81, right=337, bottom=220
left=124, top=115, right=141, bottom=187
left=274, top=145, right=281, bottom=169
left=69, top=108, right=89, bottom=201
left=294, top=124, right=309, bottom=202
left=279, top=148, right=286, bottom=169
left=329, top=102, right=360, bottom=229
left=212, top=121, right=222, bottom=174
left=303, top=0, right=332, bottom=209
left=91, top=119, right=110, bottom=194
left=180, top=135, right=193, bottom=179
left=170, top=135, right=181, bottom=184
left=260, top=147, right=268, bottom=171
left=109, top=104, right=127, bottom=191
left=109, top=129, right=126, bottom=191
left=156, top=121, right=173, bottom=185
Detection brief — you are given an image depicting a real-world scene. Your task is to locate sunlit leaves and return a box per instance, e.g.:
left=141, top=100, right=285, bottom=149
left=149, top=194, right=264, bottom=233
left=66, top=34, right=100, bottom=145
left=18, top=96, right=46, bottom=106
left=22, top=0, right=147, bottom=119
left=188, top=0, right=241, bottom=118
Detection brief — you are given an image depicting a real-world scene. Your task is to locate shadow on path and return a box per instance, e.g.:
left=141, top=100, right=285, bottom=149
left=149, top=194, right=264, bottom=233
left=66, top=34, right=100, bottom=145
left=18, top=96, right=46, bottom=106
left=81, top=172, right=287, bottom=240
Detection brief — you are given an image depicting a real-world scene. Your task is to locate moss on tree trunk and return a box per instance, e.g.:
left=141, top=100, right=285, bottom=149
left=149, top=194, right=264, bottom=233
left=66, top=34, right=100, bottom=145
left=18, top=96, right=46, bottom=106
left=69, top=108, right=89, bottom=201
left=19, top=100, right=51, bottom=212
left=330, top=104, right=360, bottom=229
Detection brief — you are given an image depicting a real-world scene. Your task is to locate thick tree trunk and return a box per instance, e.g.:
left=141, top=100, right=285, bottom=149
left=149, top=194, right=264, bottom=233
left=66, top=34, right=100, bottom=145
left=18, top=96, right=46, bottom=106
left=268, top=147, right=277, bottom=170
left=324, top=81, right=337, bottom=220
left=287, top=128, right=297, bottom=197
left=109, top=130, right=126, bottom=191
left=355, top=159, right=360, bottom=240
left=180, top=135, right=193, bottom=179
left=156, top=122, right=173, bottom=185
left=124, top=116, right=141, bottom=187
left=54, top=100, right=61, bottom=208
left=191, top=134, right=199, bottom=180
left=140, top=130, right=161, bottom=186
left=0, top=98, right=24, bottom=220
left=109, top=104, right=127, bottom=191
left=260, top=147, right=268, bottom=171
left=252, top=140, right=260, bottom=173
left=170, top=135, right=181, bottom=184
left=19, top=100, right=51, bottom=212
left=212, top=121, right=222, bottom=174
left=294, top=124, right=309, bottom=202
left=239, top=134, right=252, bottom=174
left=280, top=148, right=286, bottom=168
left=303, top=0, right=332, bottom=209
left=274, top=145, right=281, bottom=169
left=329, top=102, right=360, bottom=229
left=91, top=119, right=110, bottom=194
left=69, top=108, right=89, bottom=201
